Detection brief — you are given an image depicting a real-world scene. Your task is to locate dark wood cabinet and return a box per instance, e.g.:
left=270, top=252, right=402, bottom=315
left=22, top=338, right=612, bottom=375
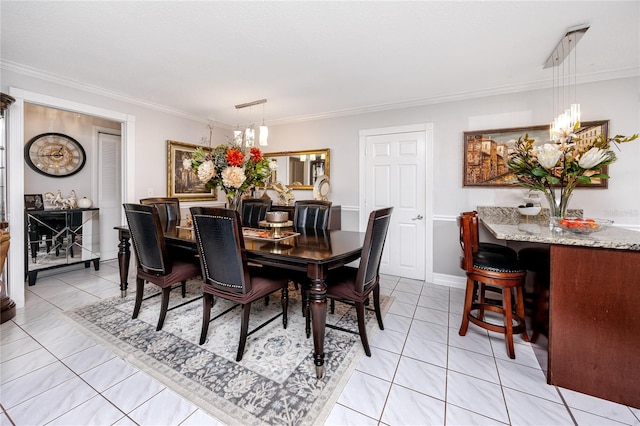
left=271, top=205, right=341, bottom=230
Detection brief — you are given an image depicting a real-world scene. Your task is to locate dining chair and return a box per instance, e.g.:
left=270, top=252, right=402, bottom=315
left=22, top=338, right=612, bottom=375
left=123, top=203, right=201, bottom=331
left=190, top=206, right=289, bottom=361
left=140, top=197, right=181, bottom=231
left=308, top=207, right=393, bottom=357
left=240, top=198, right=273, bottom=228
left=293, top=200, right=332, bottom=231
left=457, top=212, right=529, bottom=358
left=291, top=200, right=333, bottom=311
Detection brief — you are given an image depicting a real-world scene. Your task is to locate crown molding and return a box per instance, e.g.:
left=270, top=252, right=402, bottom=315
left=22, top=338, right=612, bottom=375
left=0, top=60, right=212, bottom=124
left=269, top=66, right=640, bottom=126
left=3, top=59, right=637, bottom=128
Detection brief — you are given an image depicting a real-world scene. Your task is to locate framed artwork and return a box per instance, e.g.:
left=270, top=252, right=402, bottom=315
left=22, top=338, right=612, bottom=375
left=166, top=140, right=217, bottom=201
left=462, top=120, right=609, bottom=188
left=24, top=194, right=44, bottom=211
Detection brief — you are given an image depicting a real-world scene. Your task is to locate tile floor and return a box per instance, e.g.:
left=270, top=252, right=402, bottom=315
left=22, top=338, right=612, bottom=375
left=2, top=261, right=639, bottom=425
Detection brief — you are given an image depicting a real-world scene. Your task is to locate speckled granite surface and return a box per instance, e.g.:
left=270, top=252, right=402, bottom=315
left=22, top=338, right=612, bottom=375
left=477, top=206, right=640, bottom=251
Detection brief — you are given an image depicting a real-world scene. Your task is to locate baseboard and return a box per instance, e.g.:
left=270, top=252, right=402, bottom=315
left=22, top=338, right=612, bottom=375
left=432, top=273, right=466, bottom=289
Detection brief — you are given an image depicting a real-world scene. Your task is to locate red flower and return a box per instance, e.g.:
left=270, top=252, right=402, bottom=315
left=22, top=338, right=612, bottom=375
left=226, top=149, right=244, bottom=166
left=250, top=147, right=262, bottom=162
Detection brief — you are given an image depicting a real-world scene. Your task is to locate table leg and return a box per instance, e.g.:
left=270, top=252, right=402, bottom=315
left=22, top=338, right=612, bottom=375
left=308, top=265, right=328, bottom=379
left=117, top=231, right=131, bottom=297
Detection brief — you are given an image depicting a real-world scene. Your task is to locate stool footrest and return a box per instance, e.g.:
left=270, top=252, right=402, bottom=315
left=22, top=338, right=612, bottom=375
left=467, top=302, right=527, bottom=336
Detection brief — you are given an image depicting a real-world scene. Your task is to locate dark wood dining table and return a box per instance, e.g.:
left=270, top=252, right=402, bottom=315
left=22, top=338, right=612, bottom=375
left=114, top=224, right=366, bottom=378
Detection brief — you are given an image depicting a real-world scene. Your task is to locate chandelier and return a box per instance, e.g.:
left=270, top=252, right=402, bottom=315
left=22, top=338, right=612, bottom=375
left=545, top=25, right=589, bottom=141
left=233, top=98, right=268, bottom=147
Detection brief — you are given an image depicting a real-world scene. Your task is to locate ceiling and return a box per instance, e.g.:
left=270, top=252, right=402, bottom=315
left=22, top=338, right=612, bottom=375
left=2, top=1, right=638, bottom=126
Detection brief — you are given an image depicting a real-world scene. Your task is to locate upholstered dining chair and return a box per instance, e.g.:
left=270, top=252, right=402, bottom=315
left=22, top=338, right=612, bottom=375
left=140, top=197, right=181, bottom=231
left=123, top=203, right=201, bottom=331
left=308, top=207, right=393, bottom=357
left=457, top=212, right=529, bottom=358
left=291, top=200, right=333, bottom=310
left=190, top=206, right=289, bottom=361
left=293, top=200, right=332, bottom=231
left=240, top=198, right=273, bottom=228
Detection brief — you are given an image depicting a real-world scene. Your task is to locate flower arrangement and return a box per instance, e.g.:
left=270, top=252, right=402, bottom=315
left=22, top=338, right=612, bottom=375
left=507, top=122, right=637, bottom=217
left=183, top=142, right=272, bottom=208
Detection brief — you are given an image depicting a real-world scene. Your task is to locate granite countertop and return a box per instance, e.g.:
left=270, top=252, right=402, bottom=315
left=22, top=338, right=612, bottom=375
left=477, top=206, right=640, bottom=251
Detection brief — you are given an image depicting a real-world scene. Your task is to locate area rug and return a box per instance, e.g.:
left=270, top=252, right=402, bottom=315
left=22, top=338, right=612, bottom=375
left=64, top=280, right=392, bottom=425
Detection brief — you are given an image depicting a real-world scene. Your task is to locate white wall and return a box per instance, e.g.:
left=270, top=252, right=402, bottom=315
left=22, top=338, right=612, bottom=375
left=3, top=68, right=639, bottom=288
left=267, top=77, right=640, bottom=279
left=23, top=104, right=121, bottom=199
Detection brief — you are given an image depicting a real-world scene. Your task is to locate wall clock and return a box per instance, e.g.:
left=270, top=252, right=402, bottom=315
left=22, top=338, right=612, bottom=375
left=24, top=132, right=86, bottom=178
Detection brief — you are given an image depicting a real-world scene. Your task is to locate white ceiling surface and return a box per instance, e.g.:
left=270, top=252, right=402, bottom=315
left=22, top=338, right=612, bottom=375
left=2, top=1, right=639, bottom=126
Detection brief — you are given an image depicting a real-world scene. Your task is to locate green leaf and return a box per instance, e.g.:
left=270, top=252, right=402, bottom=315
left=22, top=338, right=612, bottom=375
left=590, top=173, right=609, bottom=179
left=577, top=176, right=591, bottom=184
left=531, top=167, right=548, bottom=177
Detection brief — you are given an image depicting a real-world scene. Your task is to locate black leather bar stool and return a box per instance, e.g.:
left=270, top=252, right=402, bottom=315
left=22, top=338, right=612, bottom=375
left=518, top=245, right=551, bottom=343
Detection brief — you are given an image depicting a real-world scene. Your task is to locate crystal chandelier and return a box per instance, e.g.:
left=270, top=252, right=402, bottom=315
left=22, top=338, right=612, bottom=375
left=234, top=98, right=268, bottom=147
left=545, top=25, right=589, bottom=141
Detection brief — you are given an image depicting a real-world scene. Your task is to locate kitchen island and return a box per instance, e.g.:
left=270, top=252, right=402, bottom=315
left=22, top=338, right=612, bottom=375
left=478, top=207, right=640, bottom=409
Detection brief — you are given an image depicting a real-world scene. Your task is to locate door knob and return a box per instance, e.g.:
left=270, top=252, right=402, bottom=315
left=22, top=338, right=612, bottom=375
left=412, top=215, right=424, bottom=220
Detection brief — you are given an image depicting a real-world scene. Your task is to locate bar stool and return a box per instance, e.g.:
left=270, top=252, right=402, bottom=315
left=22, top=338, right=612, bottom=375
left=458, top=213, right=529, bottom=358
left=518, top=246, right=550, bottom=343
left=462, top=211, right=517, bottom=259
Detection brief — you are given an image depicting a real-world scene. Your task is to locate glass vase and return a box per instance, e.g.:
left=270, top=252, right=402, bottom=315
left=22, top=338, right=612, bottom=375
left=226, top=192, right=243, bottom=211
left=545, top=189, right=573, bottom=229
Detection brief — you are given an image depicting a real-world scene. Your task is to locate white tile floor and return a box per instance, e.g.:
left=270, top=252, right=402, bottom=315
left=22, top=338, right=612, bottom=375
left=2, top=261, right=640, bottom=425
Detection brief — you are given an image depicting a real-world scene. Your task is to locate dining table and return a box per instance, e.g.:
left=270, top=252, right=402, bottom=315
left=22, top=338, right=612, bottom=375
left=477, top=206, right=640, bottom=409
left=114, top=223, right=366, bottom=379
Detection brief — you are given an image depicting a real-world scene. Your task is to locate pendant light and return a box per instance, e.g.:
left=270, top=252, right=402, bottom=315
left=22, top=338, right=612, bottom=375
left=235, top=99, right=268, bottom=148
left=545, top=25, right=589, bottom=141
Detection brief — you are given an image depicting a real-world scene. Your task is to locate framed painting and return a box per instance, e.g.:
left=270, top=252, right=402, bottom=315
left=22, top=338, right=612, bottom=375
left=166, top=140, right=217, bottom=201
left=462, top=120, right=609, bottom=188
left=24, top=194, right=44, bottom=211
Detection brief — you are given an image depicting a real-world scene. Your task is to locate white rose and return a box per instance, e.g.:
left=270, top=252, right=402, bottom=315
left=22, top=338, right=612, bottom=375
left=197, top=160, right=216, bottom=182
left=269, top=159, right=278, bottom=171
left=182, top=158, right=192, bottom=170
left=222, top=166, right=247, bottom=188
left=578, top=147, right=610, bottom=169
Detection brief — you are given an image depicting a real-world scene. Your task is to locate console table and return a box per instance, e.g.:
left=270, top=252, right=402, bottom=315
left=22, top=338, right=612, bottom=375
left=477, top=206, right=640, bottom=409
left=25, top=208, right=100, bottom=285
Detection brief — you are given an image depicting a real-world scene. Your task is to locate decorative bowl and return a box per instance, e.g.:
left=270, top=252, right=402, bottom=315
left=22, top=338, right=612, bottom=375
left=556, top=217, right=613, bottom=234
left=517, top=205, right=541, bottom=216
left=265, top=211, right=289, bottom=223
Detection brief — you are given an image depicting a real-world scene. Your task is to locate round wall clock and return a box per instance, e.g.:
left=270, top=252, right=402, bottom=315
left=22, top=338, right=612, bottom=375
left=24, top=132, right=86, bottom=178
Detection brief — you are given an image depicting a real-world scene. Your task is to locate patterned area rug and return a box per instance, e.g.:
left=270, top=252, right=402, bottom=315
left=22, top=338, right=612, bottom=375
left=64, top=280, right=392, bottom=425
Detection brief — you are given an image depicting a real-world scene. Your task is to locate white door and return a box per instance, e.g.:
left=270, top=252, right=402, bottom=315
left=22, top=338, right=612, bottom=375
left=97, top=132, right=121, bottom=260
left=360, top=124, right=432, bottom=280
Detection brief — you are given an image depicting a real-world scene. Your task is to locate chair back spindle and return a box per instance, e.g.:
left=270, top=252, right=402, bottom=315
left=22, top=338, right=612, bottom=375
left=293, top=200, right=332, bottom=230
left=140, top=197, right=181, bottom=231
left=240, top=198, right=272, bottom=228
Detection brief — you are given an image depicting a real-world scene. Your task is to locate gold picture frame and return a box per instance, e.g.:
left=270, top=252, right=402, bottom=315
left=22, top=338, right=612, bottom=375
left=166, top=140, right=217, bottom=201
left=462, top=120, right=609, bottom=188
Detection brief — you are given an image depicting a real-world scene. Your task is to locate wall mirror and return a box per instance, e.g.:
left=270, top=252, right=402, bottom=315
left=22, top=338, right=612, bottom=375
left=263, top=148, right=330, bottom=190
